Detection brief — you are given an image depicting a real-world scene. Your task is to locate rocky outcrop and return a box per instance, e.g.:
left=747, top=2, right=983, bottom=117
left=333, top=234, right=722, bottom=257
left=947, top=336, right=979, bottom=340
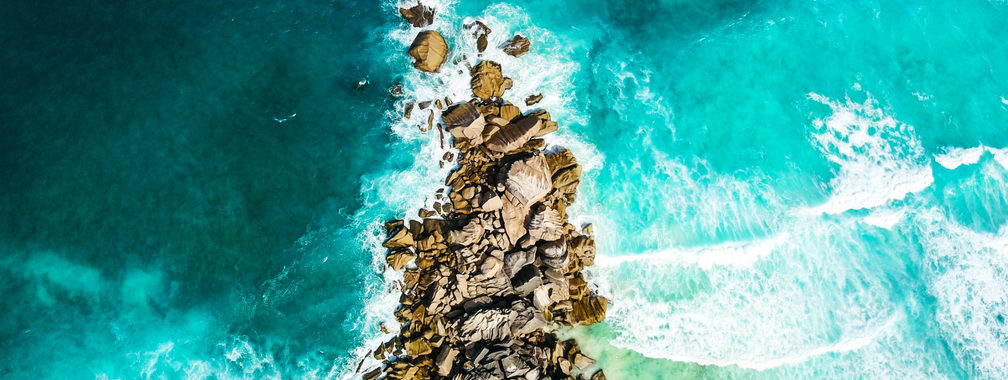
left=399, top=2, right=435, bottom=27
left=409, top=31, right=449, bottom=73
left=367, top=24, right=606, bottom=380
left=443, top=103, right=487, bottom=145
left=471, top=60, right=507, bottom=101
left=502, top=35, right=531, bottom=57
left=524, top=94, right=543, bottom=106
left=466, top=20, right=492, bottom=53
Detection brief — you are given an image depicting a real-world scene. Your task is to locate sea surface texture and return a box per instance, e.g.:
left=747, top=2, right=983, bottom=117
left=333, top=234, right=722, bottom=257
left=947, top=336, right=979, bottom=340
left=2, top=0, right=1007, bottom=379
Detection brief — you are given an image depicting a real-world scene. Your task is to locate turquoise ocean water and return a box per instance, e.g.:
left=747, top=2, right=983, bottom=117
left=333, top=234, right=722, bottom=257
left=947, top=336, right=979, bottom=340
left=2, top=0, right=1007, bottom=378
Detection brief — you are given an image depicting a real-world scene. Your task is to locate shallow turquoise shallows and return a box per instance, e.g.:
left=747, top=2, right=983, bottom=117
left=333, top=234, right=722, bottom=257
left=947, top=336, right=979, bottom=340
left=2, top=0, right=1007, bottom=379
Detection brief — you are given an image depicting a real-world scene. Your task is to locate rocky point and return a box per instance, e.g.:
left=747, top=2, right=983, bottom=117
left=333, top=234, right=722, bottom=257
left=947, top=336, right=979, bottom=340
left=362, top=4, right=608, bottom=380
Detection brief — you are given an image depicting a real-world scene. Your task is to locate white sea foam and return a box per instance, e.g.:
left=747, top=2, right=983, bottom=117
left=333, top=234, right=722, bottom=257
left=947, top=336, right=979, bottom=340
left=597, top=216, right=902, bottom=373
left=620, top=313, right=900, bottom=371
left=992, top=147, right=1008, bottom=169
left=934, top=145, right=986, bottom=169
left=594, top=232, right=788, bottom=270
left=917, top=209, right=1008, bottom=378
left=802, top=91, right=933, bottom=215
left=132, top=335, right=287, bottom=380
left=935, top=144, right=1008, bottom=170
left=863, top=208, right=906, bottom=229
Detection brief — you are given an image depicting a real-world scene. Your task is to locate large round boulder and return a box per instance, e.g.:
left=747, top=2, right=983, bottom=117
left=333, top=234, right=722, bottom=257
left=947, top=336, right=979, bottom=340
left=408, top=30, right=448, bottom=72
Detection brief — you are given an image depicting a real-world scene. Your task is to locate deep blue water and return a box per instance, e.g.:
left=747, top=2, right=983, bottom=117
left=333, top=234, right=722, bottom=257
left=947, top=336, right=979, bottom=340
left=2, top=0, right=1008, bottom=379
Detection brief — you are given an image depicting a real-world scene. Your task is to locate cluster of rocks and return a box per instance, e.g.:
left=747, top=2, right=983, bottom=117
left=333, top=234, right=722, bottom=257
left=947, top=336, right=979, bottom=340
left=407, top=7, right=533, bottom=75
left=361, top=5, right=607, bottom=380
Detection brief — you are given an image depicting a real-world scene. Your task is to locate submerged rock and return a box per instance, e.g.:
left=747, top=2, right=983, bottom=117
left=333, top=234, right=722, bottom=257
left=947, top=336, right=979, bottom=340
left=409, top=30, right=448, bottom=72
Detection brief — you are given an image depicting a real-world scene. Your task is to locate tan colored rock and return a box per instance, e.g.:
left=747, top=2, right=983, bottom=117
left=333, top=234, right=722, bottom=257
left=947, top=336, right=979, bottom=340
left=552, top=164, right=582, bottom=195
left=545, top=149, right=577, bottom=174
left=499, top=103, right=522, bottom=122
left=403, top=269, right=420, bottom=290
left=538, top=239, right=568, bottom=269
left=524, top=368, right=540, bottom=380
left=448, top=217, right=484, bottom=246
left=461, top=186, right=476, bottom=200
left=404, top=102, right=415, bottom=119
left=386, top=249, right=415, bottom=271
left=569, top=273, right=588, bottom=300
left=558, top=357, right=573, bottom=374
left=532, top=284, right=552, bottom=310
left=423, top=217, right=447, bottom=237
left=477, top=103, right=500, bottom=118
left=471, top=60, right=504, bottom=101
left=502, top=35, right=531, bottom=57
left=535, top=120, right=558, bottom=137
left=371, top=29, right=609, bottom=378
left=385, top=219, right=405, bottom=234
left=409, top=31, right=449, bottom=73
left=424, top=109, right=435, bottom=132
left=414, top=234, right=437, bottom=252
left=399, top=3, right=435, bottom=27
left=569, top=235, right=595, bottom=267
left=405, top=337, right=433, bottom=356
left=486, top=115, right=542, bottom=154
left=570, top=296, right=608, bottom=325
left=477, top=34, right=488, bottom=53
left=509, top=300, right=546, bottom=336
left=503, top=249, right=534, bottom=278
left=501, top=77, right=514, bottom=92
left=503, top=152, right=552, bottom=206
left=525, top=94, right=543, bottom=106
left=486, top=116, right=509, bottom=128
left=527, top=204, right=563, bottom=241
left=467, top=20, right=491, bottom=52
left=591, top=370, right=607, bottom=380
left=526, top=109, right=551, bottom=122
left=442, top=103, right=487, bottom=144
left=574, top=352, right=596, bottom=370
left=479, top=255, right=504, bottom=278
left=383, top=226, right=414, bottom=248
left=511, top=264, right=543, bottom=296
left=477, top=191, right=503, bottom=211
left=458, top=308, right=512, bottom=342
left=436, top=346, right=459, bottom=376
